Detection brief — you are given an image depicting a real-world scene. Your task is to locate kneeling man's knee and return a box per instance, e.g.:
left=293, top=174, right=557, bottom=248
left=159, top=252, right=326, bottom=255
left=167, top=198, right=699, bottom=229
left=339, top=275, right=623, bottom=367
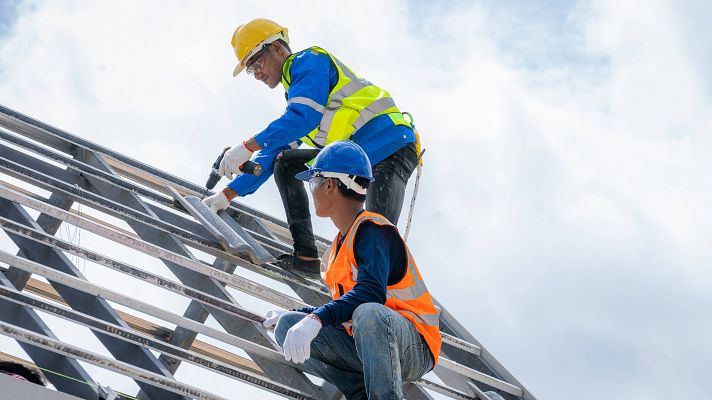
left=274, top=311, right=306, bottom=346
left=352, top=303, right=390, bottom=333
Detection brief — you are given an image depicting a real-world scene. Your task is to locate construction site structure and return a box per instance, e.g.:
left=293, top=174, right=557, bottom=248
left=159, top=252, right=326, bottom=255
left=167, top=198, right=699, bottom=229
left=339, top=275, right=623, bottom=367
left=0, top=103, right=537, bottom=400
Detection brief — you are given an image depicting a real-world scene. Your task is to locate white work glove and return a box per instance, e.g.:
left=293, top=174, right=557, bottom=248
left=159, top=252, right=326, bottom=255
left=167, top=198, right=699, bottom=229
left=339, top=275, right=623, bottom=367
left=282, top=315, right=322, bottom=364
left=202, top=191, right=230, bottom=213
left=262, top=310, right=288, bottom=329
left=218, top=143, right=253, bottom=179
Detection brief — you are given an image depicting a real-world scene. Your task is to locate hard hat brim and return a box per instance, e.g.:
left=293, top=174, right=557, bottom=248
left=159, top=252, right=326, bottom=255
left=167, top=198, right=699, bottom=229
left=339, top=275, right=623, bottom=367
left=232, top=62, right=245, bottom=77
left=294, top=169, right=315, bottom=182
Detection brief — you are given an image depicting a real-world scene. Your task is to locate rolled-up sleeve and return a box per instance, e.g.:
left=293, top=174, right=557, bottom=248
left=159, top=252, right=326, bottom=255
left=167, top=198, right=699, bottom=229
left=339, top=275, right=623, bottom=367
left=253, top=50, right=332, bottom=150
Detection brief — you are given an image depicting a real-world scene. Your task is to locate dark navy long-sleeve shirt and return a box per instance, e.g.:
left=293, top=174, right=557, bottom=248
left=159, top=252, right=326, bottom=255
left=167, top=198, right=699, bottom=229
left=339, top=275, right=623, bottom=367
left=295, top=221, right=408, bottom=327
left=228, top=48, right=416, bottom=196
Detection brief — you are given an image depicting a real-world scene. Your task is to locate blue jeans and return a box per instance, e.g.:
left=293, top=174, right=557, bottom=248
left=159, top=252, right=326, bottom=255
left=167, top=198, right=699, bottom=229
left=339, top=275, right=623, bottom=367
left=275, top=303, right=433, bottom=400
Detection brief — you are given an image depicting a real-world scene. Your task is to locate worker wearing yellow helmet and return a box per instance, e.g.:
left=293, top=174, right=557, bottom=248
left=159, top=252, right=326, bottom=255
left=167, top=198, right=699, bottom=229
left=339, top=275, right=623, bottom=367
left=229, top=18, right=290, bottom=82
left=204, top=18, right=420, bottom=278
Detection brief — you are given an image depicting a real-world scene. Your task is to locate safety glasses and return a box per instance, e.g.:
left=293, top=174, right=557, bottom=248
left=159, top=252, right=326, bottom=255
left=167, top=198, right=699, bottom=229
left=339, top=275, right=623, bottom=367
left=246, top=44, right=271, bottom=76
left=309, top=174, right=328, bottom=192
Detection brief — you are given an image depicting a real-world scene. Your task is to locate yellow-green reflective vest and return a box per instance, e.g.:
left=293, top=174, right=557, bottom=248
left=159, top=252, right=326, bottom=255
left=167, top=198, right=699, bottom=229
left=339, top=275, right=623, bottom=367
left=281, top=47, right=412, bottom=149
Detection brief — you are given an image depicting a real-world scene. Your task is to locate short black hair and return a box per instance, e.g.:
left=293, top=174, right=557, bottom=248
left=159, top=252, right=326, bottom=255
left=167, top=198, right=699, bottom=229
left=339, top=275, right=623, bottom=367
left=335, top=176, right=369, bottom=202
left=0, top=361, right=46, bottom=386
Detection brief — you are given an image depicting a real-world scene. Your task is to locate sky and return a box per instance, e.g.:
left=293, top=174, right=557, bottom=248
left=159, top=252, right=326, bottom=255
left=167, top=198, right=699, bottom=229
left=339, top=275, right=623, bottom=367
left=1, top=0, right=712, bottom=399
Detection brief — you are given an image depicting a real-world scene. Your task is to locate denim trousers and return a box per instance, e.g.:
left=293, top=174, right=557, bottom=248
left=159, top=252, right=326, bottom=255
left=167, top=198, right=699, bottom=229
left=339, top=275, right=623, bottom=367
left=275, top=303, right=433, bottom=400
left=273, top=143, right=418, bottom=258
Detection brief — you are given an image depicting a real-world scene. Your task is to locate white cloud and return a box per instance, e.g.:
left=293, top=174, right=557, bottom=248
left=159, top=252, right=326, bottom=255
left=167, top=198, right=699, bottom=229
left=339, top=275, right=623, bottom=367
left=1, top=1, right=711, bottom=399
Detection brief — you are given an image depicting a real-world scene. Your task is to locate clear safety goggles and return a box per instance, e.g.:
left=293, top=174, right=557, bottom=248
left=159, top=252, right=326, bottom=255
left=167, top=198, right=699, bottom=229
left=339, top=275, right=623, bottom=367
left=246, top=44, right=270, bottom=76
left=309, top=174, right=328, bottom=192
left=308, top=172, right=367, bottom=194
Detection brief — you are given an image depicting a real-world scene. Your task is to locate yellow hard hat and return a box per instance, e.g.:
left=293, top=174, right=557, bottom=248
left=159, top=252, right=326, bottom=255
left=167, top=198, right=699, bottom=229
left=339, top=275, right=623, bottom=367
left=230, top=18, right=289, bottom=77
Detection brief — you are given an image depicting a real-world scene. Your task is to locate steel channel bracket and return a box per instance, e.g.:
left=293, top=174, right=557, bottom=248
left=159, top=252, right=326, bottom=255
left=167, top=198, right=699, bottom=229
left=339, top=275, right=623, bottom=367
left=167, top=186, right=273, bottom=265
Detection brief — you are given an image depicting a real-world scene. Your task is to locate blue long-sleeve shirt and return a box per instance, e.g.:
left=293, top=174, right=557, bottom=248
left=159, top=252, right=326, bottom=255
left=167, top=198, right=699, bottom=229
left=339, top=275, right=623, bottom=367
left=228, top=48, right=416, bottom=196
left=295, top=221, right=408, bottom=327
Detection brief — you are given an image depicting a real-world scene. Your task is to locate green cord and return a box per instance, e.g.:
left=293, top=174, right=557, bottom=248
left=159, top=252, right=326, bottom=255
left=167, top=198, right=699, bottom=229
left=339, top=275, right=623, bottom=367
left=36, top=366, right=139, bottom=400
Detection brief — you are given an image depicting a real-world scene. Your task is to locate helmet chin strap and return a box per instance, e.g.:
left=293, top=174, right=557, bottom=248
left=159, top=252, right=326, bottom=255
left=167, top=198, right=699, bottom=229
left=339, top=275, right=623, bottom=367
left=320, top=172, right=368, bottom=195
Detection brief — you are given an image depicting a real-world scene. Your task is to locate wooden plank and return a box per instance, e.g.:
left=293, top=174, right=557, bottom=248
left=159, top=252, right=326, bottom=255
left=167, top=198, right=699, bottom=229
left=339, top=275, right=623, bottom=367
left=0, top=350, right=34, bottom=365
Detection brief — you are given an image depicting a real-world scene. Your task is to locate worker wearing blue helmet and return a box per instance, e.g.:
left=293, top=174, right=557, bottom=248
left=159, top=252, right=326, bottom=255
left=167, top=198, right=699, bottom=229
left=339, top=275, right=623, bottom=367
left=263, top=141, right=441, bottom=399
left=294, top=140, right=375, bottom=192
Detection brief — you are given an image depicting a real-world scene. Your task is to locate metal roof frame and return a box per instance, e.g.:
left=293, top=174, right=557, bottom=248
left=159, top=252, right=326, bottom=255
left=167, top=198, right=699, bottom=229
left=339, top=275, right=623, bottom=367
left=0, top=104, right=536, bottom=400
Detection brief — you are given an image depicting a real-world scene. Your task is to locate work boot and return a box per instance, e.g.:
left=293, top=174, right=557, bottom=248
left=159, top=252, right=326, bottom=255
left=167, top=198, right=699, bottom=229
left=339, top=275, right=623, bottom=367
left=275, top=254, right=321, bottom=278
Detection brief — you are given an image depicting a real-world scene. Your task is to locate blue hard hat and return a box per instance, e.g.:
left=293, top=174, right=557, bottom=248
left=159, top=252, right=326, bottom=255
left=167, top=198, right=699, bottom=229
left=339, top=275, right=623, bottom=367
left=295, top=141, right=374, bottom=182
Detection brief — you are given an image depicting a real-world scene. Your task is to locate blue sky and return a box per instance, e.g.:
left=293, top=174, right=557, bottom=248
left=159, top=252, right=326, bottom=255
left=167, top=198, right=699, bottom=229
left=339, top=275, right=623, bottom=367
left=1, top=1, right=711, bottom=399
left=0, top=0, right=20, bottom=45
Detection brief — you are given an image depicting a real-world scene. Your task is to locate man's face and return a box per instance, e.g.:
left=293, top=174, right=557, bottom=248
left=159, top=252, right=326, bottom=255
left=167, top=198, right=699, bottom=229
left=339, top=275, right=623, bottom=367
left=247, top=44, right=283, bottom=89
left=310, top=175, right=333, bottom=217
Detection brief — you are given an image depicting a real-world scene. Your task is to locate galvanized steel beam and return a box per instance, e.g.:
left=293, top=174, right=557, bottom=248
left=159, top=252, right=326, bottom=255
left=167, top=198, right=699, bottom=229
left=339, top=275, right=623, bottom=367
left=0, top=146, right=478, bottom=353
left=435, top=359, right=522, bottom=397
left=0, top=184, right=311, bottom=308
left=0, top=104, right=309, bottom=242
left=77, top=149, right=322, bottom=397
left=0, top=215, right=266, bottom=323
left=0, top=249, right=294, bottom=362
left=435, top=298, right=534, bottom=399
left=3, top=191, right=75, bottom=290
left=1, top=104, right=534, bottom=399
left=0, top=273, right=99, bottom=399
left=0, top=183, right=482, bottom=358
left=155, top=257, right=235, bottom=376
left=0, top=199, right=187, bottom=400
left=168, top=186, right=271, bottom=263
left=0, top=148, right=328, bottom=293
left=1, top=130, right=281, bottom=264
left=0, top=247, right=519, bottom=397
left=0, top=321, right=230, bottom=400
left=0, top=286, right=317, bottom=400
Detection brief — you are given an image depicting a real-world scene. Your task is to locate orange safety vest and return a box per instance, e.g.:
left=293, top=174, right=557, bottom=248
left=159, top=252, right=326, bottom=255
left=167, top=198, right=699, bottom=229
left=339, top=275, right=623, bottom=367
left=321, top=211, right=442, bottom=364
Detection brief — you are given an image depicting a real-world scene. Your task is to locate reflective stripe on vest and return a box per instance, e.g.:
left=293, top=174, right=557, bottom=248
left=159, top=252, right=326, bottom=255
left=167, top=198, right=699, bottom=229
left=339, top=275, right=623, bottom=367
left=385, top=251, right=430, bottom=300
left=282, top=47, right=410, bottom=148
left=288, top=96, right=326, bottom=113
left=399, top=309, right=441, bottom=327
left=322, top=211, right=442, bottom=364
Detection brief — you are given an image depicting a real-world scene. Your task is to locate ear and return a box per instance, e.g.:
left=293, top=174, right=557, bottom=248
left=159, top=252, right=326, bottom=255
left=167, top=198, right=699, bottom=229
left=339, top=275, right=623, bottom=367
left=273, top=41, right=287, bottom=56
left=326, top=178, right=337, bottom=192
